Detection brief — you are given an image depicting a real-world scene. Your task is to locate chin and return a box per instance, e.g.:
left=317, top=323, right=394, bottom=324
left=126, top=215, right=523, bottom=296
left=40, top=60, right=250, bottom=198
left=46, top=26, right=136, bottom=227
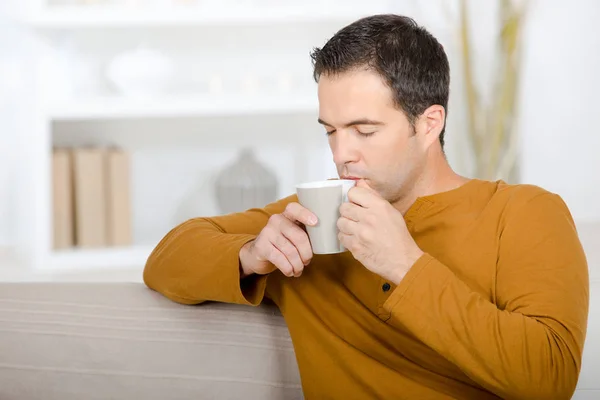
left=368, top=181, right=387, bottom=196
left=377, top=182, right=405, bottom=203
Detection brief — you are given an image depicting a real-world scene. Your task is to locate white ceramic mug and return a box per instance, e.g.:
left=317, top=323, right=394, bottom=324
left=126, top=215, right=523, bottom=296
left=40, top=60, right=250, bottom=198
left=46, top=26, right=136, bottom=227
left=295, top=179, right=356, bottom=254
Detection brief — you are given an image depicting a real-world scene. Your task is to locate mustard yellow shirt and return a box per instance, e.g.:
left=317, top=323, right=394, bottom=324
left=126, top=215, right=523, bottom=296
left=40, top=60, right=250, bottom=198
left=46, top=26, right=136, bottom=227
left=143, top=179, right=589, bottom=399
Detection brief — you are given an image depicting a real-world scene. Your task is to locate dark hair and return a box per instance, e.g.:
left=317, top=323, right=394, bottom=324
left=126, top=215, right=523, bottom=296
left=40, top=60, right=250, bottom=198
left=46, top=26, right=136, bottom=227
left=310, top=14, right=450, bottom=148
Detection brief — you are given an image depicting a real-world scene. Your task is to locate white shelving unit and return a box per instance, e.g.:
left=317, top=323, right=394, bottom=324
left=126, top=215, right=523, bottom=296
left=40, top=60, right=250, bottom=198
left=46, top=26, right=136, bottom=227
left=47, top=94, right=319, bottom=121
left=46, top=245, right=155, bottom=271
left=12, top=0, right=397, bottom=279
left=24, top=3, right=393, bottom=29
left=38, top=92, right=321, bottom=276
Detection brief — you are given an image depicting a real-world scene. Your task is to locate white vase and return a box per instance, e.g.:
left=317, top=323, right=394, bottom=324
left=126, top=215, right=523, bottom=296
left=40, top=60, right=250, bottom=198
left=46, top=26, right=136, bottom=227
left=215, top=149, right=279, bottom=214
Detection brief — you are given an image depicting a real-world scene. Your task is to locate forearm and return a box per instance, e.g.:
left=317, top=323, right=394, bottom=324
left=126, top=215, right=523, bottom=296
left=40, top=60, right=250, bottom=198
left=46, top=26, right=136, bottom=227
left=384, top=254, right=584, bottom=400
left=144, top=196, right=297, bottom=304
left=144, top=218, right=264, bottom=305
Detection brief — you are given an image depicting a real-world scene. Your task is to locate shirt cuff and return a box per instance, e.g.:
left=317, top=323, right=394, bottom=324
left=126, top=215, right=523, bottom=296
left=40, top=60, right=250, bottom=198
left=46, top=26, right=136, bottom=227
left=228, top=234, right=270, bottom=306
left=382, top=253, right=453, bottom=319
left=165, top=233, right=269, bottom=306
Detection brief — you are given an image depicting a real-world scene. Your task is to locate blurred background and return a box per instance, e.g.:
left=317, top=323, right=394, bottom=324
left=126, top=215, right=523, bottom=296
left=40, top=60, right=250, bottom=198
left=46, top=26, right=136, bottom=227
left=0, top=0, right=598, bottom=284
left=0, top=0, right=599, bottom=395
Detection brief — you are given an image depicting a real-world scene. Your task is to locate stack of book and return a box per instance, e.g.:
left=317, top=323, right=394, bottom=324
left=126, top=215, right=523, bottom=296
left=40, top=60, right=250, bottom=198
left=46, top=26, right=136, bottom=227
left=52, top=146, right=132, bottom=250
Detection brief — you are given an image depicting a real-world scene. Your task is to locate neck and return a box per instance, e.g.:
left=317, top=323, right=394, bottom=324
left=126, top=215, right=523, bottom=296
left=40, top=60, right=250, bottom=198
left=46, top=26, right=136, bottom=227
left=392, top=148, right=470, bottom=215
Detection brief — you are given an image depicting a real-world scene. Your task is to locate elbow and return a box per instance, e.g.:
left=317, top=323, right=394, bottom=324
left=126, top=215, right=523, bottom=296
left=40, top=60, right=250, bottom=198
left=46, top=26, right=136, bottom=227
left=142, top=248, right=167, bottom=293
left=531, top=383, right=577, bottom=400
left=522, top=383, right=577, bottom=400
left=142, top=223, right=184, bottom=295
left=142, top=240, right=206, bottom=305
left=142, top=242, right=163, bottom=289
left=504, top=382, right=576, bottom=400
left=142, top=245, right=186, bottom=304
left=544, top=367, right=580, bottom=400
left=142, top=253, right=158, bottom=291
left=143, top=256, right=201, bottom=305
left=505, top=361, right=580, bottom=400
left=141, top=218, right=210, bottom=305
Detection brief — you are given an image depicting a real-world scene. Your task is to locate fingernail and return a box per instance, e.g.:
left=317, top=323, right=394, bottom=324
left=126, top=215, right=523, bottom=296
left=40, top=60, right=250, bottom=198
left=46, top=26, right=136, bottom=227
left=308, top=216, right=317, bottom=225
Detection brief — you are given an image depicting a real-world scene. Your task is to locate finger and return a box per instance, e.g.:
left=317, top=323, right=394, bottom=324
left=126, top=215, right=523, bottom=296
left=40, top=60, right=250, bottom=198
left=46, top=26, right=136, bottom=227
left=339, top=202, right=363, bottom=222
left=272, top=234, right=305, bottom=277
left=280, top=220, right=313, bottom=266
left=283, top=202, right=318, bottom=226
left=338, top=231, right=353, bottom=250
left=266, top=246, right=295, bottom=277
left=337, top=216, right=359, bottom=235
left=355, top=179, right=382, bottom=198
left=355, top=179, right=375, bottom=191
left=347, top=185, right=381, bottom=208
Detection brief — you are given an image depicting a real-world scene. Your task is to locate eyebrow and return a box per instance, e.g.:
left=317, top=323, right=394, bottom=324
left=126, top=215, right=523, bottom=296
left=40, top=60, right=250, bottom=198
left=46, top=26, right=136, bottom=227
left=317, top=118, right=385, bottom=128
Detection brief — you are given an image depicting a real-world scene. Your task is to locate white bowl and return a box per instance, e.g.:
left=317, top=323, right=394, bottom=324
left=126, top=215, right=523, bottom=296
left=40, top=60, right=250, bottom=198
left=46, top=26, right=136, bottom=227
left=106, top=46, right=174, bottom=98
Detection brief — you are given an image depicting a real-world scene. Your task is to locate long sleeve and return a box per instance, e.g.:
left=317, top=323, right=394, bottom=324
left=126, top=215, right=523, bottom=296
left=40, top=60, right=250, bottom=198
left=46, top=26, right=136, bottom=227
left=143, top=195, right=297, bottom=305
left=382, top=193, right=589, bottom=400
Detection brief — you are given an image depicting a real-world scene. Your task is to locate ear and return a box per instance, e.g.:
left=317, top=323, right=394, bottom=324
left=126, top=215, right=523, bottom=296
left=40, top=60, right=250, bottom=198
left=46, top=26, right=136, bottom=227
left=415, top=105, right=445, bottom=148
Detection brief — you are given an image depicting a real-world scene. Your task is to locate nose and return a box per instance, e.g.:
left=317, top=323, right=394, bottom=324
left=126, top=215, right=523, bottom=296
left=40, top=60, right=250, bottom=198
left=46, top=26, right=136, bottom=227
left=330, top=130, right=360, bottom=167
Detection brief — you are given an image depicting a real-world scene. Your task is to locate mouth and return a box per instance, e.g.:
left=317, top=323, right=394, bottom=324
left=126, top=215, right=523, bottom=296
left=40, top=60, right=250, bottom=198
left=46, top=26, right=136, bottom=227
left=340, top=176, right=362, bottom=181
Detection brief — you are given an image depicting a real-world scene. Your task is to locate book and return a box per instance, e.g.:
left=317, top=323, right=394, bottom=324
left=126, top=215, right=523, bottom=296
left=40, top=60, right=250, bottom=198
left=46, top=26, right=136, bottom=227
left=72, top=147, right=107, bottom=248
left=105, top=148, right=132, bottom=247
left=52, top=148, right=74, bottom=249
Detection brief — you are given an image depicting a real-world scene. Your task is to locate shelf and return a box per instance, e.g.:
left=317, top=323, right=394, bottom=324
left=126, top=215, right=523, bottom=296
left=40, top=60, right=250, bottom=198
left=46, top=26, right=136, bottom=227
left=46, top=94, right=318, bottom=121
left=24, top=4, right=390, bottom=29
left=45, top=245, right=154, bottom=272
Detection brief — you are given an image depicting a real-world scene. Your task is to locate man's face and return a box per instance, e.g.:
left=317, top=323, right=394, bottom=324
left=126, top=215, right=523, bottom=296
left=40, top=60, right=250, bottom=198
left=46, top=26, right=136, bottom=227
left=317, top=69, right=427, bottom=204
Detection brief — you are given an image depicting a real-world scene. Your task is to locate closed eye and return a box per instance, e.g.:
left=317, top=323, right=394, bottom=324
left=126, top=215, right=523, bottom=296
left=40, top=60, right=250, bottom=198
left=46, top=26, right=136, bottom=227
left=318, top=117, right=383, bottom=137
left=326, top=129, right=375, bottom=137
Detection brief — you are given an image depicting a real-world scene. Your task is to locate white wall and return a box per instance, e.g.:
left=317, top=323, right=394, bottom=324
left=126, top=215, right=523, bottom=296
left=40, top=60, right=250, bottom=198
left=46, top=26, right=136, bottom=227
left=1, top=0, right=600, bottom=251
left=0, top=6, right=40, bottom=249
left=0, top=18, right=20, bottom=247
left=415, top=0, right=600, bottom=224
left=518, top=0, right=600, bottom=223
left=0, top=98, right=11, bottom=247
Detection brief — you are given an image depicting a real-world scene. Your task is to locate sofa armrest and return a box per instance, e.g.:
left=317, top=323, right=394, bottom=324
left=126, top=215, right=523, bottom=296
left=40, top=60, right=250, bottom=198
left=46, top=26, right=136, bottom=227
left=0, top=283, right=302, bottom=400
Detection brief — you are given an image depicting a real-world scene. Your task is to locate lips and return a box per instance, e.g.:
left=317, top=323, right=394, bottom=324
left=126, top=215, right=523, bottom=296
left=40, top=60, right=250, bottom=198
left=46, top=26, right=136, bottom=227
left=341, top=176, right=361, bottom=181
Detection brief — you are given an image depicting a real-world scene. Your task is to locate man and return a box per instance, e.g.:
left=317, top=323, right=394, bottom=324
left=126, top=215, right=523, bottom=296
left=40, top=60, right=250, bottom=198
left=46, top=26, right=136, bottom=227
left=144, top=14, right=589, bottom=399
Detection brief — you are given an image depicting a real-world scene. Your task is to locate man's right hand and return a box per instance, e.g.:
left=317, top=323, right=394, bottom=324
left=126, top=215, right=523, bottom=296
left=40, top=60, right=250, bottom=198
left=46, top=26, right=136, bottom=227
left=239, top=202, right=317, bottom=278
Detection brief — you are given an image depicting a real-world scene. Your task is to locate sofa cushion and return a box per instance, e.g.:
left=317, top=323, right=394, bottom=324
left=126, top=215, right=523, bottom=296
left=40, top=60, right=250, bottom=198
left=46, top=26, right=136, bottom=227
left=0, top=283, right=303, bottom=400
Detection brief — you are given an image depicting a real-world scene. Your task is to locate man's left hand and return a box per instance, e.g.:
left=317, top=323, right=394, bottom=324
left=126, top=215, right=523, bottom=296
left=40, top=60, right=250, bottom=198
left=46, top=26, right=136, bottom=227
left=337, top=180, right=424, bottom=285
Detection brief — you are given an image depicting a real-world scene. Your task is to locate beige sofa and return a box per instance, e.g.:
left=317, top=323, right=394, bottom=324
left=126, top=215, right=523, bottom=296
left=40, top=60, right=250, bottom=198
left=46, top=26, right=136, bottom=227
left=0, top=283, right=303, bottom=400
left=0, top=279, right=598, bottom=399
left=0, top=221, right=598, bottom=399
